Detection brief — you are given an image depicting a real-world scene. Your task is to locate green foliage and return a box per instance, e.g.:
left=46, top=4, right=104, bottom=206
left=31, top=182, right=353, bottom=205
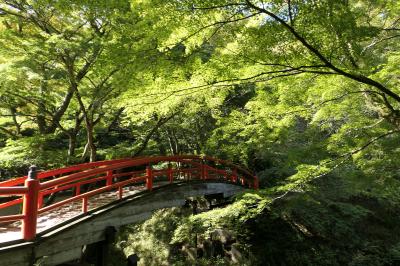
left=111, top=208, right=191, bottom=266
left=0, top=135, right=68, bottom=177
left=111, top=187, right=400, bottom=266
left=172, top=193, right=268, bottom=246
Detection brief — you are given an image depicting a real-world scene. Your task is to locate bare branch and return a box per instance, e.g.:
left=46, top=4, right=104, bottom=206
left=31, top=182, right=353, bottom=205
left=133, top=65, right=336, bottom=106
left=271, top=128, right=400, bottom=203
left=0, top=126, right=17, bottom=138
left=191, top=3, right=246, bottom=10
left=287, top=0, right=293, bottom=25
left=0, top=4, right=26, bottom=18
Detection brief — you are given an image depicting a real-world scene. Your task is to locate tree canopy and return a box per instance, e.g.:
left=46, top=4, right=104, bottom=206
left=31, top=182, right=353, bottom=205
left=0, top=1, right=400, bottom=264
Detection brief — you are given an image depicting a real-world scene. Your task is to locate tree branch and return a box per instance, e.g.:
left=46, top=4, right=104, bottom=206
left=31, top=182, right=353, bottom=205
left=192, top=3, right=246, bottom=11
left=244, top=0, right=400, bottom=103
left=176, top=11, right=261, bottom=45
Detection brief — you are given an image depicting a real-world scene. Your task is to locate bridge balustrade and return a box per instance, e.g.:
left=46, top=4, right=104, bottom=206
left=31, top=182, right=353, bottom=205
left=0, top=155, right=258, bottom=241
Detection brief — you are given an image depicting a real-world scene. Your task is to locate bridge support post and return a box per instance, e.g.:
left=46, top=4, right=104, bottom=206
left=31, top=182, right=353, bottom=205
left=106, top=170, right=113, bottom=186
left=146, top=165, right=153, bottom=191
left=168, top=163, right=173, bottom=183
left=22, top=165, right=40, bottom=241
left=231, top=168, right=238, bottom=183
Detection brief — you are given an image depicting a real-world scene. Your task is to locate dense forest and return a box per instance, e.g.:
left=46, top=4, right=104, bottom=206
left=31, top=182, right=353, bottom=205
left=0, top=0, right=399, bottom=265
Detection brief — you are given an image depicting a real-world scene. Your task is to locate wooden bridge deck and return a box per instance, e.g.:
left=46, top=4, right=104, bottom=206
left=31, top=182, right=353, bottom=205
left=0, top=184, right=147, bottom=243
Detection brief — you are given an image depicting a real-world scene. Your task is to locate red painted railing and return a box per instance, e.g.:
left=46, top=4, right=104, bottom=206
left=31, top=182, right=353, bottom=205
left=0, top=155, right=258, bottom=241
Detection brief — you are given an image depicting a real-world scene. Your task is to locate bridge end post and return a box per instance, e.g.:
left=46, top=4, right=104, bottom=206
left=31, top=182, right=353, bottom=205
left=22, top=165, right=40, bottom=241
left=146, top=165, right=153, bottom=191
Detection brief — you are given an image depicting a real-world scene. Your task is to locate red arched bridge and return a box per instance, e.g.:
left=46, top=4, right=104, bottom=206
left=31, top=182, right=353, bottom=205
left=0, top=155, right=257, bottom=265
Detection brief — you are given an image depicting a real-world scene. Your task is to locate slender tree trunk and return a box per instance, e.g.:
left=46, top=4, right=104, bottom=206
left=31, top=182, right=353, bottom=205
left=9, top=107, right=21, bottom=135
left=80, top=123, right=96, bottom=162
left=68, top=133, right=77, bottom=158
left=166, top=128, right=179, bottom=155
left=172, top=130, right=180, bottom=154
left=81, top=142, right=90, bottom=162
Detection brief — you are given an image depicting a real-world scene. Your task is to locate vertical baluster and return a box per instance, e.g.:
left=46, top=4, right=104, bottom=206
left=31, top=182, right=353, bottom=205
left=82, top=197, right=88, bottom=213
left=254, top=175, right=259, bottom=190
left=37, top=191, right=44, bottom=209
left=146, top=165, right=153, bottom=191
left=106, top=170, right=113, bottom=186
left=75, top=185, right=81, bottom=196
left=118, top=186, right=123, bottom=199
left=168, top=163, right=173, bottom=183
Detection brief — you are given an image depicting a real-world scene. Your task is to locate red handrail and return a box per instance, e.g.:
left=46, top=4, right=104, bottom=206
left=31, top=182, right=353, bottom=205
left=0, top=158, right=136, bottom=187
left=0, top=155, right=258, bottom=241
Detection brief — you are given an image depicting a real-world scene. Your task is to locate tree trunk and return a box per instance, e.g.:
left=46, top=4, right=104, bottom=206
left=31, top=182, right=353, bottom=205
left=37, top=81, right=48, bottom=133
left=81, top=142, right=90, bottom=162
left=153, top=130, right=167, bottom=155
left=87, top=122, right=96, bottom=162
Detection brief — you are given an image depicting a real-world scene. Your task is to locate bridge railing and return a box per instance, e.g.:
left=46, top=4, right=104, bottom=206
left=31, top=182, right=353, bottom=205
left=0, top=155, right=258, bottom=241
